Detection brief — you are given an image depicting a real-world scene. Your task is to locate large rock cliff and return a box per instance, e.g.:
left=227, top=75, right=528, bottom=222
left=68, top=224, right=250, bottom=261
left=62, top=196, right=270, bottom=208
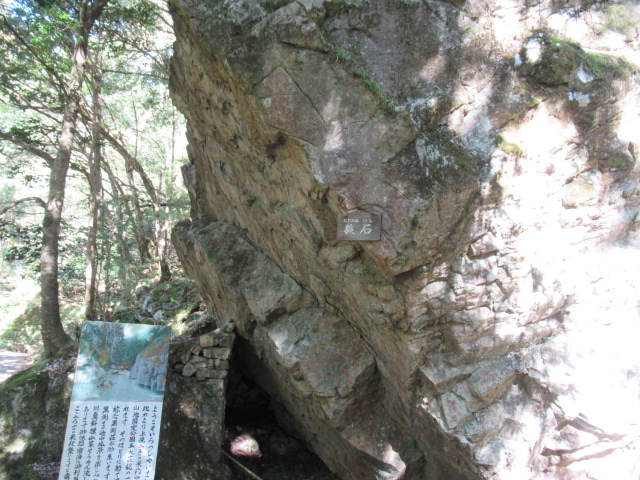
left=169, top=1, right=640, bottom=479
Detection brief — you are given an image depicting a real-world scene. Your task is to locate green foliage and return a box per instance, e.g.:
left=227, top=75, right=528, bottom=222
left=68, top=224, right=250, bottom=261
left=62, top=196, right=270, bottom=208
left=1, top=0, right=189, bottom=314
left=0, top=220, right=42, bottom=269
left=331, top=45, right=396, bottom=114
left=0, top=296, right=84, bottom=352
left=4, top=119, right=53, bottom=148
left=0, top=0, right=75, bottom=104
left=0, top=299, right=41, bottom=351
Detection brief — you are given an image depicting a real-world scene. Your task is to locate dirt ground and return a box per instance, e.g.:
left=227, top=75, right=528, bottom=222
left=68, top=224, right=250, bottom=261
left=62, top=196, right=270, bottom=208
left=0, top=349, right=33, bottom=383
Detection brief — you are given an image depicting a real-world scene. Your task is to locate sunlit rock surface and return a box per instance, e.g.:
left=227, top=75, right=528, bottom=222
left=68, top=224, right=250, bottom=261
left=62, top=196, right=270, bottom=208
left=169, top=1, right=640, bottom=478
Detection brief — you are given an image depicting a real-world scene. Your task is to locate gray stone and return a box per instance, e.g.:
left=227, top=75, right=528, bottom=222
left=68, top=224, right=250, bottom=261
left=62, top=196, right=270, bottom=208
left=181, top=350, right=193, bottom=364
left=206, top=358, right=229, bottom=370
left=191, top=355, right=207, bottom=368
left=199, top=333, right=216, bottom=348
left=202, top=347, right=231, bottom=360
left=217, top=333, right=235, bottom=347
left=196, top=367, right=228, bottom=380
left=182, top=363, right=197, bottom=378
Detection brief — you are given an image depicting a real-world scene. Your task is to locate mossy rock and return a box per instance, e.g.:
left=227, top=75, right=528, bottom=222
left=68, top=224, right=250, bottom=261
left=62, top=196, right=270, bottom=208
left=529, top=36, right=582, bottom=85
left=0, top=359, right=72, bottom=480
left=523, top=31, right=637, bottom=87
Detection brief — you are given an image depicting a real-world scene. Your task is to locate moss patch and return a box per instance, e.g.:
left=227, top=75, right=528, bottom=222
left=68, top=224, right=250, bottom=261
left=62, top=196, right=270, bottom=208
left=582, top=49, right=636, bottom=80
left=497, top=136, right=525, bottom=158
left=331, top=45, right=396, bottom=114
left=524, top=32, right=637, bottom=86
left=0, top=361, right=46, bottom=396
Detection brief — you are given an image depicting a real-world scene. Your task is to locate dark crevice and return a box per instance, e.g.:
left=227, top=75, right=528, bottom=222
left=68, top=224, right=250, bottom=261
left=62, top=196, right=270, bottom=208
left=223, top=348, right=338, bottom=480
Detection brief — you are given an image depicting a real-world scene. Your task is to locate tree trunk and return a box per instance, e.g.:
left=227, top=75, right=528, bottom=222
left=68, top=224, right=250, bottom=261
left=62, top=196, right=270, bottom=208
left=157, top=110, right=177, bottom=283
left=103, top=160, right=147, bottom=300
left=41, top=87, right=80, bottom=356
left=125, top=161, right=152, bottom=262
left=40, top=0, right=110, bottom=356
left=83, top=68, right=103, bottom=320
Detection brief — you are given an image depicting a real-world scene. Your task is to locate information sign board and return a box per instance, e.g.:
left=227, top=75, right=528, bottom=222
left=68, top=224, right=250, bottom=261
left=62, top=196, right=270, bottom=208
left=58, top=321, right=170, bottom=480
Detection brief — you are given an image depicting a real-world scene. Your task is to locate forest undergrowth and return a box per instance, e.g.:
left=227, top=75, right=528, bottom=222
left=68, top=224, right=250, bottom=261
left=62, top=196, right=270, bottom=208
left=0, top=261, right=206, bottom=359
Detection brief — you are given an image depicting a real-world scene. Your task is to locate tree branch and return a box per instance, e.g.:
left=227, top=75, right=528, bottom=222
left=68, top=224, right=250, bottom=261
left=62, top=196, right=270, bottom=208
left=0, top=14, right=68, bottom=94
left=221, top=451, right=264, bottom=480
left=102, top=69, right=169, bottom=82
left=78, top=101, right=160, bottom=202
left=86, top=119, right=158, bottom=203
left=0, top=197, right=46, bottom=216
left=0, top=132, right=56, bottom=167
left=86, top=0, right=111, bottom=30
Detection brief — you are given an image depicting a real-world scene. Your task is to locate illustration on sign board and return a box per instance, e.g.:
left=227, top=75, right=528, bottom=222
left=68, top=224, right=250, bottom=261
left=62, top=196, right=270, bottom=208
left=71, top=321, right=170, bottom=402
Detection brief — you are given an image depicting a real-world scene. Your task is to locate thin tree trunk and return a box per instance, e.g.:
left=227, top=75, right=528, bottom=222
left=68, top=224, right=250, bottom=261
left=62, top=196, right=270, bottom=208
left=154, top=176, right=170, bottom=281
left=158, top=107, right=177, bottom=283
left=100, top=126, right=158, bottom=264
left=104, top=163, right=135, bottom=299
left=102, top=223, right=112, bottom=318
left=83, top=67, right=103, bottom=320
left=125, top=162, right=152, bottom=262
left=129, top=103, right=152, bottom=262
left=97, top=117, right=170, bottom=279
left=103, top=161, right=133, bottom=265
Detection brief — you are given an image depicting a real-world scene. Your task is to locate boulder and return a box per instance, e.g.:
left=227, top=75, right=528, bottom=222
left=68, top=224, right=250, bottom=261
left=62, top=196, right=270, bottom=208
left=169, top=1, right=640, bottom=479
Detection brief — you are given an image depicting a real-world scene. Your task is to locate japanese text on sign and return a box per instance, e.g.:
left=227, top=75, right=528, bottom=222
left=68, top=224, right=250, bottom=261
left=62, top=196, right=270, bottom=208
left=59, top=402, right=162, bottom=480
left=337, top=212, right=382, bottom=241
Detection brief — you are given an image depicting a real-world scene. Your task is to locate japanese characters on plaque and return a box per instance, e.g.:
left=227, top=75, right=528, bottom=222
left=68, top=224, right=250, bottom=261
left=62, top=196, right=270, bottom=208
left=337, top=212, right=382, bottom=241
left=58, top=321, right=170, bottom=480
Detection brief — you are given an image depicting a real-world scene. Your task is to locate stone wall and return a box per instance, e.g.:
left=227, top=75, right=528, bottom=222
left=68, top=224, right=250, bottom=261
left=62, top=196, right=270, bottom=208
left=169, top=1, right=640, bottom=479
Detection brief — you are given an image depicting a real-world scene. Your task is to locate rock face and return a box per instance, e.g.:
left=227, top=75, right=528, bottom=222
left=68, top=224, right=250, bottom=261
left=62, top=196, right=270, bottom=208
left=169, top=1, right=640, bottom=479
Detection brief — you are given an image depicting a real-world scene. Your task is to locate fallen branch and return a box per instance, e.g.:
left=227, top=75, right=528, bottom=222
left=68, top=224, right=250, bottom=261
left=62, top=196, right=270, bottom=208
left=221, top=451, right=264, bottom=480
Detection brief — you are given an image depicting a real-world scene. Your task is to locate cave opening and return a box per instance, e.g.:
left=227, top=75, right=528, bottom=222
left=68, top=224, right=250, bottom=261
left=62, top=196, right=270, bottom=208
left=224, top=340, right=338, bottom=480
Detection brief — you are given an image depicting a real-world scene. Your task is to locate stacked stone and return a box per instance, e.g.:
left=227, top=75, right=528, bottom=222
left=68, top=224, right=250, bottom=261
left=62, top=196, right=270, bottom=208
left=180, top=330, right=234, bottom=380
